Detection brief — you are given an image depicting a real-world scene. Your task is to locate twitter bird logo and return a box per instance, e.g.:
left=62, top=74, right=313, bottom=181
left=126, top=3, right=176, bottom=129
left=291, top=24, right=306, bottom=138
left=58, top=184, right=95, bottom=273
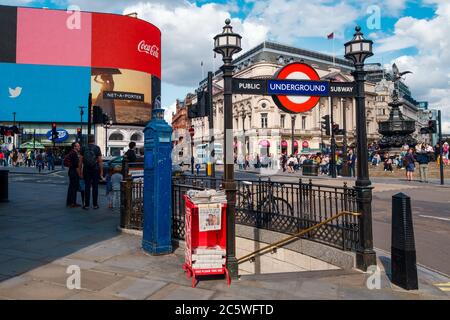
left=9, top=87, right=22, bottom=98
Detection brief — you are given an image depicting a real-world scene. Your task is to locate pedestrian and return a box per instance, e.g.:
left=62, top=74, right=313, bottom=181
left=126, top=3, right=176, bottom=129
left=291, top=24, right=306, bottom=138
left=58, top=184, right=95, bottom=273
left=47, top=149, right=55, bottom=171
left=65, top=142, right=82, bottom=208
left=78, top=135, right=103, bottom=210
left=403, top=148, right=416, bottom=181
left=0, top=151, right=4, bottom=167
left=125, top=141, right=137, bottom=163
left=280, top=154, right=287, bottom=172
left=36, top=151, right=44, bottom=173
left=348, top=149, right=356, bottom=177
left=287, top=154, right=297, bottom=173
left=416, top=145, right=430, bottom=183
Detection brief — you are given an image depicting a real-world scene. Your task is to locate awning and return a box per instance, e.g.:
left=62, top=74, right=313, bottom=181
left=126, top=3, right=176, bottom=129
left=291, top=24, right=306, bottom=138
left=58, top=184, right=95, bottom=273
left=293, top=141, right=299, bottom=147
left=259, top=140, right=270, bottom=148
left=281, top=140, right=288, bottom=148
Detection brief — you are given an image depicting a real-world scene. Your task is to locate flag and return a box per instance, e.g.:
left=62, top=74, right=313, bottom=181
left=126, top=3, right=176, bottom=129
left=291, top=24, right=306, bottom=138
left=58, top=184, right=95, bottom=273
left=327, top=32, right=334, bottom=40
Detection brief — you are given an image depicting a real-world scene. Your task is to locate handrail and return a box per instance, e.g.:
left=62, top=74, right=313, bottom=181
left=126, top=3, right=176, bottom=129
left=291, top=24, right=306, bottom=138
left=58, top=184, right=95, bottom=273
left=237, top=211, right=361, bottom=264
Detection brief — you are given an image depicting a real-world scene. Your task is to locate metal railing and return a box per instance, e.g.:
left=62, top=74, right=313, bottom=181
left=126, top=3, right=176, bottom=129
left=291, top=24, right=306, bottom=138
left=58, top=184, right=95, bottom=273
left=120, top=175, right=361, bottom=251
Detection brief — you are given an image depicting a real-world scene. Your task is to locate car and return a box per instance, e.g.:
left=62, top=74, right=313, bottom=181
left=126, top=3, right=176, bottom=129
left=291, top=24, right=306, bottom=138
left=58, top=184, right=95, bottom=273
left=102, top=155, right=144, bottom=178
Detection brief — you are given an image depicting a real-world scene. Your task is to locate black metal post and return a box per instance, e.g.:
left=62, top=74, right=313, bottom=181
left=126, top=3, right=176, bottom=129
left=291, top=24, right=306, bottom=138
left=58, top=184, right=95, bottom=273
left=222, top=61, right=238, bottom=279
left=438, top=110, right=444, bottom=185
left=353, top=63, right=377, bottom=271
left=330, top=97, right=337, bottom=178
left=33, top=129, right=36, bottom=153
left=79, top=106, right=85, bottom=146
left=341, top=98, right=350, bottom=177
left=208, top=72, right=216, bottom=178
left=105, top=125, right=108, bottom=157
left=88, top=93, right=92, bottom=138
left=291, top=115, right=296, bottom=155
left=190, top=136, right=194, bottom=175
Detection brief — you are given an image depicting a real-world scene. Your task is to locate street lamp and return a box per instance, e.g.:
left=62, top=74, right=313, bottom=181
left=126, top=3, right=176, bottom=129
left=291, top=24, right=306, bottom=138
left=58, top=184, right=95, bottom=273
left=344, top=26, right=376, bottom=271
left=102, top=115, right=113, bottom=157
left=189, top=125, right=195, bottom=174
left=79, top=106, right=86, bottom=145
left=214, top=18, right=242, bottom=279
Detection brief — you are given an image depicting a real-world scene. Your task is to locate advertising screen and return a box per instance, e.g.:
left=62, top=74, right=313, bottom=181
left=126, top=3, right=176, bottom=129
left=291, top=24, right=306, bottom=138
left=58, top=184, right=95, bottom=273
left=92, top=13, right=161, bottom=78
left=16, top=7, right=92, bottom=67
left=91, top=68, right=152, bottom=125
left=0, top=63, right=91, bottom=122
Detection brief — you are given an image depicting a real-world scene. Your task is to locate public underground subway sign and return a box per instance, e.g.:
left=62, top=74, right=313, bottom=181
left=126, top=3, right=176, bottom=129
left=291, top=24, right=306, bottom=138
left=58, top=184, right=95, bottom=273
left=232, top=62, right=356, bottom=114
left=46, top=128, right=69, bottom=143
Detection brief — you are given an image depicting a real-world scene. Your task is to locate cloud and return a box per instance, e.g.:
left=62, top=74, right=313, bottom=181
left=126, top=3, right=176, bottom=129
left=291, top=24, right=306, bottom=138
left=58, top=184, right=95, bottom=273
left=51, top=0, right=186, bottom=13
left=246, top=0, right=359, bottom=42
left=164, top=101, right=176, bottom=123
left=123, top=1, right=268, bottom=87
left=378, top=1, right=450, bottom=131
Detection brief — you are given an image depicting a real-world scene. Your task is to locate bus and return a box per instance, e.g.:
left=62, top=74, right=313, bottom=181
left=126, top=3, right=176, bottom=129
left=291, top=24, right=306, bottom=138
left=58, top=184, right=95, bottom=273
left=196, top=143, right=223, bottom=165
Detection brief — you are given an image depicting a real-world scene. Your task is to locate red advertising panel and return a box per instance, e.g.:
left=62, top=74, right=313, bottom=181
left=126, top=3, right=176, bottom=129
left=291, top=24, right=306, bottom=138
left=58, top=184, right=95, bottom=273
left=16, top=7, right=92, bottom=67
left=92, top=13, right=161, bottom=78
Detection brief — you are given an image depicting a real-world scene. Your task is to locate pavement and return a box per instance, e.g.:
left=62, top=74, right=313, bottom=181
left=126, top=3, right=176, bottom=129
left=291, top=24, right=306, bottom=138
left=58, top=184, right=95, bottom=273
left=0, top=171, right=449, bottom=300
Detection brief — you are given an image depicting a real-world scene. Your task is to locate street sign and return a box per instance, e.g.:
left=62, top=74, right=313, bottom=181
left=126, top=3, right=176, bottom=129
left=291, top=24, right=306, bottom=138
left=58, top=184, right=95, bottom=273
left=230, top=63, right=357, bottom=113
left=329, top=82, right=357, bottom=97
left=232, top=78, right=266, bottom=95
left=271, top=62, right=322, bottom=113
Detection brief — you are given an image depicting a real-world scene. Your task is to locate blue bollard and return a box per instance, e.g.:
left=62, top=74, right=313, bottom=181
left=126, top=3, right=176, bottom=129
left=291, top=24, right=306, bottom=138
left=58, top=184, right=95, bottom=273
left=142, top=108, right=173, bottom=255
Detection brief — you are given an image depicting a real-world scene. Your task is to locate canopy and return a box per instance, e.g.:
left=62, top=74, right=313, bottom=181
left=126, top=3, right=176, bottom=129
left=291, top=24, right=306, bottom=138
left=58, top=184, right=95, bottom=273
left=281, top=140, right=288, bottom=148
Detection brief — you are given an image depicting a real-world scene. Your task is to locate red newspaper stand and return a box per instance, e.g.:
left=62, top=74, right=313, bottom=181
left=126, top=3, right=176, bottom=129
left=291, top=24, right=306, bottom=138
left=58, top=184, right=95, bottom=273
left=182, top=195, right=230, bottom=288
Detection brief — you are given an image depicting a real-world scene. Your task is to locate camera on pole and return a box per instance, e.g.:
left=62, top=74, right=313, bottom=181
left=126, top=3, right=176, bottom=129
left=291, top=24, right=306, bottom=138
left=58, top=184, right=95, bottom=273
left=321, top=115, right=331, bottom=136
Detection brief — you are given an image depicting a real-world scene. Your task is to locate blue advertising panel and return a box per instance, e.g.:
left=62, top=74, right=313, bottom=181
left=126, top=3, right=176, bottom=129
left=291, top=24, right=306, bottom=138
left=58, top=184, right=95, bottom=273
left=46, top=128, right=69, bottom=143
left=0, top=62, right=91, bottom=122
left=267, top=79, right=329, bottom=96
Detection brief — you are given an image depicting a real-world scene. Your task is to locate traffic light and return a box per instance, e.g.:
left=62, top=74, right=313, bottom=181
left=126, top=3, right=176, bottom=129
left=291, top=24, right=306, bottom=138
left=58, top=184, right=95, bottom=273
left=93, top=106, right=103, bottom=124
left=51, top=123, right=57, bottom=140
left=321, top=115, right=331, bottom=136
left=428, top=120, right=437, bottom=134
left=76, top=128, right=82, bottom=142
left=188, top=90, right=210, bottom=119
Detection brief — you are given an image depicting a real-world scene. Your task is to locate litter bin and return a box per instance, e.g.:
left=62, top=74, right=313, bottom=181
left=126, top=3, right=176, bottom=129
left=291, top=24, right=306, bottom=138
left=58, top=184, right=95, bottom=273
left=0, top=170, right=9, bottom=202
left=302, top=161, right=318, bottom=176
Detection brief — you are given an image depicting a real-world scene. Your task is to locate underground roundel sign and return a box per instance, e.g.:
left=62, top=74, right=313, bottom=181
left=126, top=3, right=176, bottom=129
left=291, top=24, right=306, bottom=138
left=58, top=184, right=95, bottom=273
left=271, top=62, right=321, bottom=114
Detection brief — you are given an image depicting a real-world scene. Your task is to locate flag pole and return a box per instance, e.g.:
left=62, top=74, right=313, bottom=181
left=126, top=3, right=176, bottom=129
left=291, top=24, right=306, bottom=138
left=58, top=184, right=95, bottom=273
left=332, top=32, right=335, bottom=66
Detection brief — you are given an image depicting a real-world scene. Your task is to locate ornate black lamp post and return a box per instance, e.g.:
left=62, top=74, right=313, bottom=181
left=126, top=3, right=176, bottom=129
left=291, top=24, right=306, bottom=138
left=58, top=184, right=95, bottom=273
left=102, top=116, right=113, bottom=157
left=189, top=126, right=195, bottom=175
left=214, top=19, right=242, bottom=279
left=79, top=106, right=86, bottom=146
left=344, top=26, right=377, bottom=271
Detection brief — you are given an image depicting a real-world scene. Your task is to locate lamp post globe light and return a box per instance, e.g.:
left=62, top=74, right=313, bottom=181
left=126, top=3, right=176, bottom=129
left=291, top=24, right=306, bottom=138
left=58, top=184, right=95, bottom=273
left=344, top=26, right=377, bottom=271
left=102, top=116, right=113, bottom=157
left=189, top=126, right=195, bottom=175
left=214, top=19, right=242, bottom=279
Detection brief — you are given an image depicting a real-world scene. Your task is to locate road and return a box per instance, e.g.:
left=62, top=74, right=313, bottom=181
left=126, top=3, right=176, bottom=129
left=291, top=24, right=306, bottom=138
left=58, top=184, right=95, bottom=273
left=7, top=168, right=450, bottom=276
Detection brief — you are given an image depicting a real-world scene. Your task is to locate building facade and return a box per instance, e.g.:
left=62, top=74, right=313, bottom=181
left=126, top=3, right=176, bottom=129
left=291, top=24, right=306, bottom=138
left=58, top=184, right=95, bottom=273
left=0, top=5, right=161, bottom=156
left=172, top=42, right=433, bottom=164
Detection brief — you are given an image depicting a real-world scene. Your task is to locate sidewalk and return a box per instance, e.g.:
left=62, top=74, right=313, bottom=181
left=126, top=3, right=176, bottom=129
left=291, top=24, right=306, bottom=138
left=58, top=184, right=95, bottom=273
left=1, top=166, right=64, bottom=175
left=0, top=178, right=449, bottom=300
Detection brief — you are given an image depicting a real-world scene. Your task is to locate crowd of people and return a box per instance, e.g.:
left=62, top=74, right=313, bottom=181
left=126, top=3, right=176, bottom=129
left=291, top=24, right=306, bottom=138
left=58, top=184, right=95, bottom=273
left=0, top=148, right=64, bottom=172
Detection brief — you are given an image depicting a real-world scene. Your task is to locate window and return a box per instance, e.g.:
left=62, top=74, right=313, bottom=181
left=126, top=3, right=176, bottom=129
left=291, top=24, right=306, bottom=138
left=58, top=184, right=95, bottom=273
left=109, top=133, right=124, bottom=141
left=302, top=116, right=306, bottom=130
left=130, top=133, right=142, bottom=142
left=280, top=115, right=285, bottom=128
left=261, top=113, right=268, bottom=128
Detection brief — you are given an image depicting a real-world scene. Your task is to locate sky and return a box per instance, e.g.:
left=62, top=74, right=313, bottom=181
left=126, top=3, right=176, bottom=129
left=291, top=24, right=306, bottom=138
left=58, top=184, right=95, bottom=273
left=1, top=0, right=449, bottom=132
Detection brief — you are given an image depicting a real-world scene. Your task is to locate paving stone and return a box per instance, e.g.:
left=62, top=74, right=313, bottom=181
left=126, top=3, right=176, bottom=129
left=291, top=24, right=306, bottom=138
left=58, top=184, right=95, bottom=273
left=65, top=290, right=126, bottom=300
left=101, top=276, right=168, bottom=300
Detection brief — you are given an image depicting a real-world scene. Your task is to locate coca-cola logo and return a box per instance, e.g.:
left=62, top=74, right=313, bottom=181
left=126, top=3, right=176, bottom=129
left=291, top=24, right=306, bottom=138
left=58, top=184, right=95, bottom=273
left=138, top=40, right=159, bottom=58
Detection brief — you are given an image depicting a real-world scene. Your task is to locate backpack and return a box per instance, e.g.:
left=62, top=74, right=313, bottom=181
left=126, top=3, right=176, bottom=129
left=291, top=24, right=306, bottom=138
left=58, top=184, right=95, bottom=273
left=83, top=145, right=98, bottom=168
left=63, top=152, right=73, bottom=168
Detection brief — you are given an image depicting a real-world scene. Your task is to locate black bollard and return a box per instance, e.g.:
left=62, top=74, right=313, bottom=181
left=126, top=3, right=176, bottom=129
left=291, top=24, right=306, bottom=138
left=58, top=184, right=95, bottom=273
left=0, top=170, right=9, bottom=202
left=391, top=193, right=418, bottom=290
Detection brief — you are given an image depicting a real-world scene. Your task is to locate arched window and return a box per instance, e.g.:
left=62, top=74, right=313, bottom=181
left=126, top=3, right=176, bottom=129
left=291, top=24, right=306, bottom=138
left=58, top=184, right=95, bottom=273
left=109, top=132, right=124, bottom=141
left=130, top=133, right=142, bottom=142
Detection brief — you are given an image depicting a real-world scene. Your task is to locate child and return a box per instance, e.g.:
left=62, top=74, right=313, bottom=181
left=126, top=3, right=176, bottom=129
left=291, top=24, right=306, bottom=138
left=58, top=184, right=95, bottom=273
left=110, top=166, right=123, bottom=211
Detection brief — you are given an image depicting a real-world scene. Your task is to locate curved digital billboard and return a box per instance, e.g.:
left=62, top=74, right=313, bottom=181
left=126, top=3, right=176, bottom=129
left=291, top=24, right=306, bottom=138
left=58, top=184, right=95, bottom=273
left=0, top=5, right=161, bottom=125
